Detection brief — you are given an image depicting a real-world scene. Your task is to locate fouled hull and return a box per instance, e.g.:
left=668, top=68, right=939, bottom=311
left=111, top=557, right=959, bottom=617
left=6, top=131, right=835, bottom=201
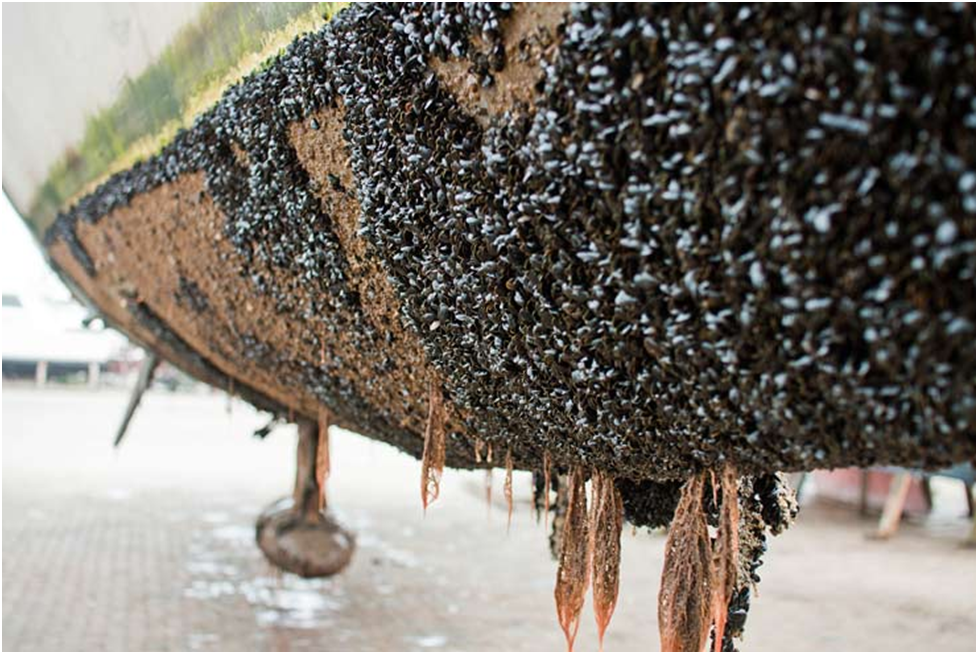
left=45, top=3, right=975, bottom=500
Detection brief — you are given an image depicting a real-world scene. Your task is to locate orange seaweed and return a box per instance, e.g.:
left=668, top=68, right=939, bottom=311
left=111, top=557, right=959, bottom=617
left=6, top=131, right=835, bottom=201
left=420, top=382, right=446, bottom=512
left=711, top=464, right=740, bottom=651
left=589, top=471, right=623, bottom=651
left=554, top=466, right=590, bottom=652
left=658, top=472, right=713, bottom=652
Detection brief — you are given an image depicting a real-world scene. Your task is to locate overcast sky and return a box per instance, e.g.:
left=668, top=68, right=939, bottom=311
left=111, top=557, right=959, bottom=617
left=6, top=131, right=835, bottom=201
left=1, top=193, right=68, bottom=301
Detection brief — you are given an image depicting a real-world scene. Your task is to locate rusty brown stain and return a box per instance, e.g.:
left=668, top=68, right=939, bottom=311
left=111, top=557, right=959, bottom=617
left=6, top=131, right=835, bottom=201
left=48, top=115, right=470, bottom=450
left=230, top=141, right=249, bottom=169
left=52, top=170, right=437, bottom=441
left=52, top=174, right=323, bottom=417
left=431, top=3, right=568, bottom=126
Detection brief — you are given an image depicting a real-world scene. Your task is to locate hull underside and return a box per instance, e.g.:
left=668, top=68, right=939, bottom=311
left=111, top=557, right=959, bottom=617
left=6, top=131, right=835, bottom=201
left=43, top=4, right=975, bottom=499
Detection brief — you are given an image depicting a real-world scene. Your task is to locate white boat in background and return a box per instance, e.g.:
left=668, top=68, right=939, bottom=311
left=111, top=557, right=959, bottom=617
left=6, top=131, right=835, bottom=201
left=2, top=285, right=132, bottom=386
left=2, top=194, right=134, bottom=386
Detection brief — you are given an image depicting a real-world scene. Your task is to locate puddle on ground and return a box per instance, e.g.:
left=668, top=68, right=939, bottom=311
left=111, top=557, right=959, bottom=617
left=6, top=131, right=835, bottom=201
left=408, top=634, right=449, bottom=648
left=182, top=510, right=431, bottom=632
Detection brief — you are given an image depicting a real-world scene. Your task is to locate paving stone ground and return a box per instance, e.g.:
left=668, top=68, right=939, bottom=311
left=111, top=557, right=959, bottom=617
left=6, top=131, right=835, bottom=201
left=2, top=387, right=975, bottom=651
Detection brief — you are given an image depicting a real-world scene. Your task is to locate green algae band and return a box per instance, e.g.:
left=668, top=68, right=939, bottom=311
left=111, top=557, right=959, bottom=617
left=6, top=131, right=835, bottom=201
left=46, top=4, right=975, bottom=491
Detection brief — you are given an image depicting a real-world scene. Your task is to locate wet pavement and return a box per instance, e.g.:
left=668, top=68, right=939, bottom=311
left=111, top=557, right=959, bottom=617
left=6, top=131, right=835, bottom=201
left=2, top=387, right=975, bottom=651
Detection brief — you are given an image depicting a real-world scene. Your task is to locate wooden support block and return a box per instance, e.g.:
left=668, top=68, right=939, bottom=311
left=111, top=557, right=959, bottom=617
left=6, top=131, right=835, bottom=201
left=873, top=472, right=914, bottom=540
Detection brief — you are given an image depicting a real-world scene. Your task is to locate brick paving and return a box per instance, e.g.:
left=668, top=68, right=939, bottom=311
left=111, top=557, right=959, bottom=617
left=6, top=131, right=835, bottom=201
left=3, top=388, right=975, bottom=651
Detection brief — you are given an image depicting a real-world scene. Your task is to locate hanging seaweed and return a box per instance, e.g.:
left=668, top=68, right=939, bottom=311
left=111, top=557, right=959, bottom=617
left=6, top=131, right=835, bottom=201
left=420, top=381, right=446, bottom=511
left=554, top=466, right=590, bottom=652
left=711, top=464, right=741, bottom=651
left=658, top=472, right=713, bottom=652
left=714, top=474, right=799, bottom=651
left=589, top=470, right=624, bottom=651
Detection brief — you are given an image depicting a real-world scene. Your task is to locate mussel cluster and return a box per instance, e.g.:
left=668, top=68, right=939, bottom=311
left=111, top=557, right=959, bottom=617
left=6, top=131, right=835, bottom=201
left=48, top=4, right=975, bottom=488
